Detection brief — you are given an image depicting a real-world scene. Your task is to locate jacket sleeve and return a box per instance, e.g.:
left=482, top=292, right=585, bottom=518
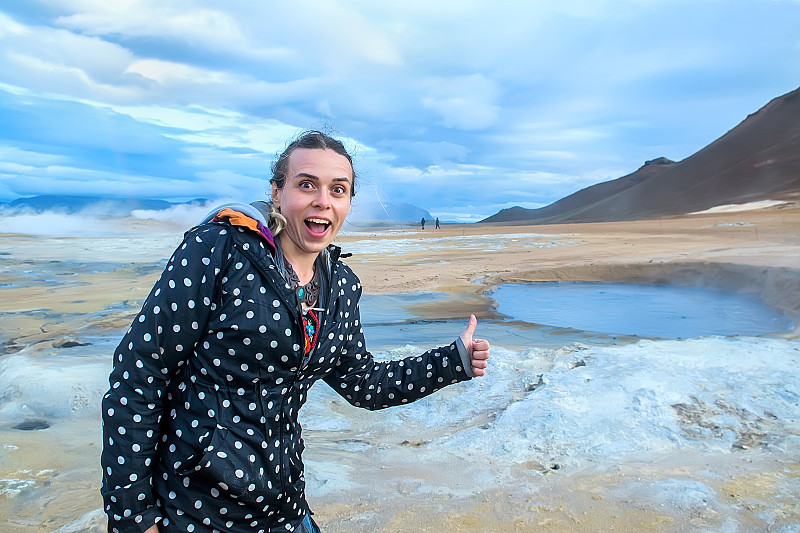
left=323, top=284, right=473, bottom=410
left=100, top=224, right=231, bottom=533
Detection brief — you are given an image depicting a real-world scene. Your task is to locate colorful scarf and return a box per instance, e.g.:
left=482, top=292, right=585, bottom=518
left=303, top=309, right=320, bottom=356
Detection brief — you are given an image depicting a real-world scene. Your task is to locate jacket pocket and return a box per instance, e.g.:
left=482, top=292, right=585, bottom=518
left=174, top=424, right=276, bottom=504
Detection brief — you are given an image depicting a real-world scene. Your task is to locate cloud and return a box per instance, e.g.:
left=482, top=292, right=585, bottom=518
left=1, top=1, right=798, bottom=221
left=0, top=14, right=147, bottom=103
left=0, top=145, right=70, bottom=167
left=421, top=74, right=501, bottom=130
left=53, top=0, right=403, bottom=72
left=54, top=0, right=247, bottom=44
left=124, top=59, right=236, bottom=86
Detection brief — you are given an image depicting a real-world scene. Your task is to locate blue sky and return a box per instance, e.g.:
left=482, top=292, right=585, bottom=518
left=0, top=1, right=798, bottom=221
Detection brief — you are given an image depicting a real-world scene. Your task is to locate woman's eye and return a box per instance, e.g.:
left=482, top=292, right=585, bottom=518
left=332, top=186, right=346, bottom=195
left=299, top=181, right=313, bottom=190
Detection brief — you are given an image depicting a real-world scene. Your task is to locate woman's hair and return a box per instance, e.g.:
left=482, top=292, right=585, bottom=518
left=270, top=130, right=356, bottom=196
left=268, top=130, right=356, bottom=236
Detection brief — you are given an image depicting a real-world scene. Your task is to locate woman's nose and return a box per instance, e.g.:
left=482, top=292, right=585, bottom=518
left=311, top=189, right=331, bottom=208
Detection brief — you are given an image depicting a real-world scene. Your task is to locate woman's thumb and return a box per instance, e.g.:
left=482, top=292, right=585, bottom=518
left=461, top=314, right=478, bottom=339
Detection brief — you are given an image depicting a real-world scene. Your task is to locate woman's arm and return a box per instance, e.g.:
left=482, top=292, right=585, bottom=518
left=100, top=224, right=231, bottom=532
left=323, top=286, right=489, bottom=410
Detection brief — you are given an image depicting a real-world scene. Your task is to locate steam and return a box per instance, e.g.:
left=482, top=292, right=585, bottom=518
left=0, top=200, right=230, bottom=236
left=130, top=201, right=233, bottom=228
left=0, top=192, right=437, bottom=237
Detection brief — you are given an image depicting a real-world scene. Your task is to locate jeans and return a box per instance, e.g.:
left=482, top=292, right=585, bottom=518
left=301, top=513, right=321, bottom=533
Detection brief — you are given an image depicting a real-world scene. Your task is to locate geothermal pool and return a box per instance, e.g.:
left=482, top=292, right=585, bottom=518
left=490, top=282, right=794, bottom=338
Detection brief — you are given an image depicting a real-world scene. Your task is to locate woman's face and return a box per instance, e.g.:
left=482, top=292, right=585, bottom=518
left=271, top=147, right=353, bottom=263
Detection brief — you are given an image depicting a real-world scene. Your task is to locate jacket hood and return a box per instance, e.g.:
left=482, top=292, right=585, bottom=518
left=198, top=201, right=270, bottom=227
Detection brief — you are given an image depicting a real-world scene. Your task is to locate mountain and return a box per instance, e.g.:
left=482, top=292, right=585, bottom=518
left=481, top=86, right=800, bottom=224
left=0, top=195, right=206, bottom=215
left=0, top=195, right=434, bottom=224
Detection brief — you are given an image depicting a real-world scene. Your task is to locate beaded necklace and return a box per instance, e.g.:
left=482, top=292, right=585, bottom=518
left=283, top=258, right=321, bottom=307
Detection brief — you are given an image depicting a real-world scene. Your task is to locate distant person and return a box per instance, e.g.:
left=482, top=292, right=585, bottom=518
left=420, top=216, right=425, bottom=230
left=100, top=130, right=490, bottom=533
left=435, top=217, right=440, bottom=229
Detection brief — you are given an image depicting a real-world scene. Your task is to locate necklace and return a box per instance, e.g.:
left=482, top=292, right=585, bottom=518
left=284, top=258, right=320, bottom=307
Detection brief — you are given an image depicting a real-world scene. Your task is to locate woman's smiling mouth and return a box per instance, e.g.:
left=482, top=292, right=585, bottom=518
left=305, top=217, right=331, bottom=234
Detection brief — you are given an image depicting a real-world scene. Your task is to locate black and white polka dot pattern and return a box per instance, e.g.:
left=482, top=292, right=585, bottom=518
left=101, top=222, right=471, bottom=532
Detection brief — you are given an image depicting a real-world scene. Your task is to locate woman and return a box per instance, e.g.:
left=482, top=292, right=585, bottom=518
left=101, top=131, right=490, bottom=533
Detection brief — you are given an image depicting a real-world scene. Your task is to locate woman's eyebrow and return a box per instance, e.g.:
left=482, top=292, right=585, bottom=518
left=294, top=172, right=319, bottom=181
left=293, top=173, right=351, bottom=184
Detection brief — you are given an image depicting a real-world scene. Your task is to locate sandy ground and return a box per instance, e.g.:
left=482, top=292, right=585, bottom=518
left=1, top=203, right=799, bottom=532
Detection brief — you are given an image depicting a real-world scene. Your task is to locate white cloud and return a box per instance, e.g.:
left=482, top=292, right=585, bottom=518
left=0, top=146, right=70, bottom=167
left=52, top=0, right=402, bottom=71
left=0, top=160, right=36, bottom=174
left=124, top=59, right=235, bottom=86
left=249, top=1, right=405, bottom=70
left=0, top=18, right=147, bottom=103
left=0, top=156, right=259, bottom=202
left=0, top=12, right=28, bottom=37
left=421, top=74, right=501, bottom=130
left=191, top=170, right=269, bottom=201
left=54, top=0, right=249, bottom=49
left=107, top=103, right=239, bottom=130
left=6, top=51, right=144, bottom=102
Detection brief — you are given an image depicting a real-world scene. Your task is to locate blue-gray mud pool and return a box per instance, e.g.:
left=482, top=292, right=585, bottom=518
left=357, top=292, right=625, bottom=350
left=490, top=282, right=795, bottom=338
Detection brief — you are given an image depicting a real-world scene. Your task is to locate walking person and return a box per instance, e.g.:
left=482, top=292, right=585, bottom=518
left=101, top=130, right=490, bottom=533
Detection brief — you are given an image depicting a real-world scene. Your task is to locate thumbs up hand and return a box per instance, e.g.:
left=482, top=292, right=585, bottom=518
left=459, top=314, right=491, bottom=377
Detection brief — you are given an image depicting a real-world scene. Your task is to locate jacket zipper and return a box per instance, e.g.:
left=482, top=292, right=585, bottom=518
left=231, top=233, right=345, bottom=506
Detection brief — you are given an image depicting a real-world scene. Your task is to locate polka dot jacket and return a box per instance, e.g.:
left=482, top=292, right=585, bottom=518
left=101, top=220, right=474, bottom=533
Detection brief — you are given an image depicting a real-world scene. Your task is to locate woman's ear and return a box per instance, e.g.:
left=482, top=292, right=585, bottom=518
left=270, top=182, right=280, bottom=208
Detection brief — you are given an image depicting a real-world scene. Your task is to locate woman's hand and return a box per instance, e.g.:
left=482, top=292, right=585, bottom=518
left=144, top=526, right=159, bottom=533
left=459, top=315, right=490, bottom=376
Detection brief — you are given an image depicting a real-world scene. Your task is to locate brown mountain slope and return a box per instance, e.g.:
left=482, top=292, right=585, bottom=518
left=481, top=86, right=800, bottom=224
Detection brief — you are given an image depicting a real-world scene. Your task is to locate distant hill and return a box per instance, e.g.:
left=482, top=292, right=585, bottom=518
left=0, top=195, right=209, bottom=215
left=481, top=86, right=800, bottom=224
left=0, top=195, right=435, bottom=224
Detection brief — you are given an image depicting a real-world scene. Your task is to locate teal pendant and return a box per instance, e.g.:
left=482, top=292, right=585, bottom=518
left=297, top=287, right=305, bottom=299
